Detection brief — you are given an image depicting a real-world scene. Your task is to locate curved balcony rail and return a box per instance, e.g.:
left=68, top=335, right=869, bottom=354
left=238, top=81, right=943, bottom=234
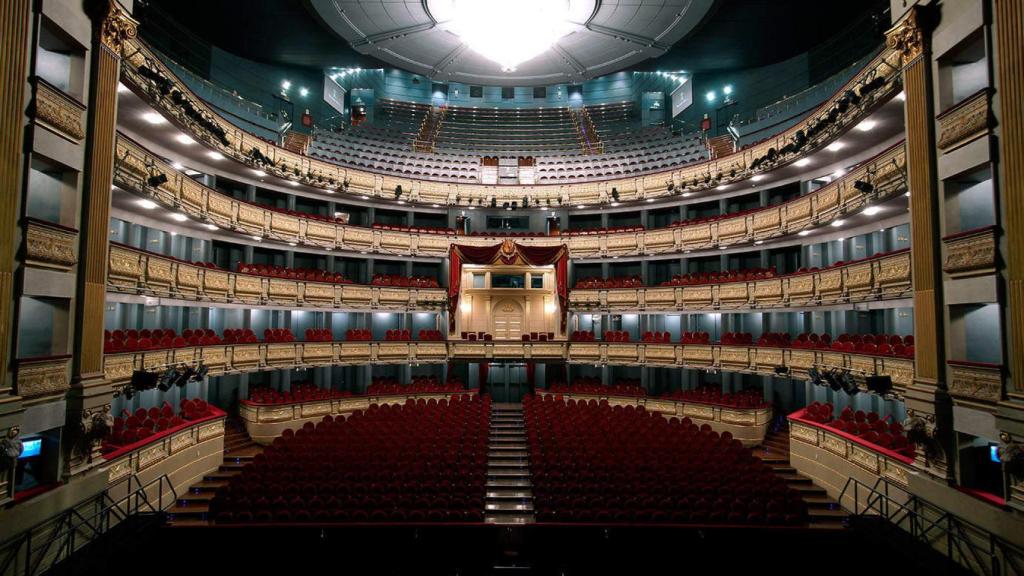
left=107, top=243, right=447, bottom=311
left=536, top=390, right=771, bottom=447
left=119, top=35, right=903, bottom=207
left=569, top=249, right=911, bottom=312
left=14, top=355, right=72, bottom=400
left=101, top=340, right=914, bottom=392
left=942, top=225, right=997, bottom=279
left=114, top=133, right=906, bottom=259
left=240, top=390, right=478, bottom=445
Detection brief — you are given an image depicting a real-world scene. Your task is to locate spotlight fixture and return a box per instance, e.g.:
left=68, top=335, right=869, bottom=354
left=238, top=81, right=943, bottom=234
left=611, top=187, right=619, bottom=201
left=853, top=180, right=874, bottom=193
left=130, top=370, right=159, bottom=391
left=147, top=173, right=168, bottom=187
left=394, top=185, right=403, bottom=199
left=865, top=375, right=893, bottom=395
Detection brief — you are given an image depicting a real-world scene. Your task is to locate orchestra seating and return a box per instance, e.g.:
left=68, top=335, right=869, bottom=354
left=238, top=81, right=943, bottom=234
left=247, top=383, right=350, bottom=405
left=434, top=106, right=579, bottom=153
left=524, top=394, right=807, bottom=524
left=237, top=263, right=353, bottom=284
left=104, top=398, right=216, bottom=452
left=801, top=402, right=916, bottom=458
left=212, top=394, right=489, bottom=523
left=661, top=386, right=768, bottom=408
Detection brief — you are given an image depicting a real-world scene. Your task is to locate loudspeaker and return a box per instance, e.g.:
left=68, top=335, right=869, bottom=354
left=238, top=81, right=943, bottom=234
left=865, top=375, right=892, bottom=395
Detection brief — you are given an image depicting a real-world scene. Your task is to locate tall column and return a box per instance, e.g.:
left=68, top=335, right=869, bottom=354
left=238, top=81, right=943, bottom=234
left=887, top=6, right=951, bottom=480
left=66, top=0, right=137, bottom=477
left=0, top=0, right=32, bottom=505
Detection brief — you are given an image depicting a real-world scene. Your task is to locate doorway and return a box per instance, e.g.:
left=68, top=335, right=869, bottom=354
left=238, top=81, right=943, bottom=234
left=492, top=299, right=524, bottom=340
left=486, top=363, right=530, bottom=403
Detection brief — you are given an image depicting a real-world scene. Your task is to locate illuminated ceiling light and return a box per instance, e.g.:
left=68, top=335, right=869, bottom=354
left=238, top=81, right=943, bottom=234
left=798, top=230, right=812, bottom=237
left=287, top=181, right=299, bottom=186
left=833, top=168, right=847, bottom=177
left=897, top=91, right=906, bottom=101
left=646, top=198, right=655, bottom=203
left=577, top=205, right=586, bottom=209
left=754, top=240, right=764, bottom=245
left=794, top=158, right=811, bottom=167
left=169, top=231, right=177, bottom=237
left=397, top=200, right=406, bottom=205
left=204, top=224, right=218, bottom=231
left=723, top=85, right=733, bottom=95
left=826, top=141, right=844, bottom=152
left=360, top=195, right=370, bottom=200
left=281, top=80, right=292, bottom=91
left=432, top=204, right=441, bottom=208
left=856, top=120, right=877, bottom=132
left=682, top=192, right=692, bottom=197
left=544, top=302, right=557, bottom=314
left=468, top=206, right=476, bottom=210
left=117, top=83, right=129, bottom=93
left=299, top=87, right=309, bottom=97
left=170, top=213, right=188, bottom=222
left=435, top=0, right=583, bottom=72
left=862, top=206, right=882, bottom=216
left=207, top=151, right=224, bottom=160
left=252, top=169, right=266, bottom=177
left=751, top=175, right=765, bottom=182
left=831, top=219, right=846, bottom=227
left=251, top=235, right=262, bottom=241
left=175, top=134, right=195, bottom=145
left=142, top=112, right=166, bottom=124
left=706, top=90, right=716, bottom=102
left=137, top=199, right=158, bottom=210
left=716, top=185, right=728, bottom=191
left=172, top=162, right=185, bottom=170
left=324, top=189, right=335, bottom=194
left=288, top=242, right=297, bottom=247
left=718, top=246, right=727, bottom=250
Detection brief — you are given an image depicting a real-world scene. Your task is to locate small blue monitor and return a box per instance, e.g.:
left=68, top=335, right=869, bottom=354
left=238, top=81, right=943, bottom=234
left=20, top=438, right=42, bottom=459
left=990, top=445, right=1000, bottom=464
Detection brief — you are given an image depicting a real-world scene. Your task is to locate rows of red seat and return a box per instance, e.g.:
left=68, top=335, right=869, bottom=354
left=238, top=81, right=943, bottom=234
left=464, top=230, right=548, bottom=237
left=103, top=398, right=215, bottom=452
left=103, top=328, right=222, bottom=353
left=569, top=330, right=596, bottom=342
left=546, top=378, right=647, bottom=398
left=661, top=386, right=769, bottom=408
left=521, top=332, right=555, bottom=341
left=574, top=276, right=643, bottom=289
left=641, top=331, right=672, bottom=343
left=385, top=329, right=412, bottom=341
left=247, top=383, right=351, bottom=405
left=668, top=208, right=762, bottom=228
left=257, top=203, right=347, bottom=224
left=262, top=328, right=296, bottom=343
left=659, top=267, right=777, bottom=287
left=223, top=328, right=259, bottom=344
left=792, top=249, right=909, bottom=275
left=801, top=402, right=916, bottom=458
left=372, top=223, right=456, bottom=235
left=212, top=395, right=489, bottom=523
left=681, top=331, right=712, bottom=344
left=418, top=329, right=445, bottom=341
left=564, top=225, right=644, bottom=236
left=791, top=333, right=915, bottom=358
left=304, top=329, right=333, bottom=342
left=525, top=394, right=806, bottom=524
left=721, top=332, right=755, bottom=345
left=237, top=263, right=353, bottom=284
left=370, top=274, right=440, bottom=288
left=602, top=330, right=632, bottom=342
left=366, top=377, right=466, bottom=396
left=345, top=329, right=373, bottom=341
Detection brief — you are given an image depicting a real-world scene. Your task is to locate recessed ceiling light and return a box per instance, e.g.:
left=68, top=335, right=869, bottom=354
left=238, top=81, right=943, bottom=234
left=207, top=151, right=224, bottom=160
left=288, top=242, right=297, bottom=247
left=251, top=236, right=262, bottom=241
left=833, top=169, right=846, bottom=177
left=577, top=205, right=586, bottom=209
left=682, top=192, right=692, bottom=197
left=288, top=181, right=299, bottom=186
left=137, top=199, right=157, bottom=210
left=468, top=206, right=476, bottom=210
left=646, top=198, right=655, bottom=203
left=142, top=112, right=166, bottom=124
left=795, top=158, right=811, bottom=167
left=716, top=185, right=728, bottom=191
left=360, top=195, right=369, bottom=200
left=252, top=170, right=266, bottom=177
left=397, top=200, right=406, bottom=205
left=897, top=91, right=906, bottom=101
left=172, top=162, right=185, bottom=170
left=798, top=230, right=811, bottom=237
left=610, top=202, right=620, bottom=207
left=432, top=204, right=440, bottom=208
left=754, top=240, right=764, bottom=245
left=324, top=189, right=335, bottom=194
left=171, top=213, right=188, bottom=222
left=176, top=134, right=195, bottom=145
left=862, top=206, right=881, bottom=216
left=826, top=142, right=844, bottom=152
left=719, top=246, right=727, bottom=250
left=831, top=219, right=846, bottom=227
left=204, top=224, right=218, bottom=231
left=751, top=175, right=765, bottom=182
left=169, top=231, right=177, bottom=237
left=837, top=237, right=845, bottom=242
left=856, top=120, right=877, bottom=132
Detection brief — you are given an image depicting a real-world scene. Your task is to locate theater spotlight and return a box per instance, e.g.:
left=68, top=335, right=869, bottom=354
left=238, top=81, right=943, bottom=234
left=174, top=367, right=196, bottom=387
left=823, top=369, right=842, bottom=392
left=192, top=364, right=209, bottom=382
left=807, top=367, right=822, bottom=385
left=865, top=375, right=893, bottom=395
left=774, top=365, right=790, bottom=376
left=130, top=370, right=158, bottom=392
left=147, top=173, right=168, bottom=187
left=156, top=367, right=177, bottom=392
left=853, top=180, right=874, bottom=193
left=841, top=372, right=860, bottom=396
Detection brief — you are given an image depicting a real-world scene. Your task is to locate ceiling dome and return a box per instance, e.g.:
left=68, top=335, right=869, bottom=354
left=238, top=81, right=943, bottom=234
left=309, top=0, right=718, bottom=86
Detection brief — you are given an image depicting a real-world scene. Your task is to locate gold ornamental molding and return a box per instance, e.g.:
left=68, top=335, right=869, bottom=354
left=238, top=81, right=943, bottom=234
left=106, top=243, right=446, bottom=311
left=569, top=249, right=912, bottom=312
left=885, top=6, right=928, bottom=67
left=94, top=0, right=138, bottom=53
left=118, top=34, right=904, bottom=208
left=942, top=226, right=997, bottom=278
left=23, top=218, right=79, bottom=271
left=15, top=355, right=72, bottom=399
left=936, top=89, right=993, bottom=152
left=946, top=361, right=1003, bottom=406
left=114, top=132, right=908, bottom=259
left=31, top=78, right=86, bottom=142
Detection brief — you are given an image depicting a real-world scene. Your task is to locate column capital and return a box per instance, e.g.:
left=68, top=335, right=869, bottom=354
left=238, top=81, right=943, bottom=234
left=885, top=5, right=932, bottom=67
left=89, top=0, right=138, bottom=54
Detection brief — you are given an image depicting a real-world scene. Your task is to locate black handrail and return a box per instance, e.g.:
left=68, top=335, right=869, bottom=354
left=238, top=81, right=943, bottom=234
left=0, top=474, right=178, bottom=576
left=839, top=476, right=1024, bottom=576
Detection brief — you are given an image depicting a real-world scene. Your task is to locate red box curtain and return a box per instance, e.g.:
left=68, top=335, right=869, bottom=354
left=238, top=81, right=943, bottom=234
left=447, top=241, right=569, bottom=332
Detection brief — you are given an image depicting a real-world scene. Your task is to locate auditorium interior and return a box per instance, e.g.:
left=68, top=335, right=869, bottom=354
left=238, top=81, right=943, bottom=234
left=1, top=0, right=1023, bottom=573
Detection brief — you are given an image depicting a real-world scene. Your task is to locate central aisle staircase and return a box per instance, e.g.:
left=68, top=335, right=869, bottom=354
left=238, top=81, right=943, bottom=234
left=484, top=403, right=536, bottom=525
left=760, top=425, right=848, bottom=529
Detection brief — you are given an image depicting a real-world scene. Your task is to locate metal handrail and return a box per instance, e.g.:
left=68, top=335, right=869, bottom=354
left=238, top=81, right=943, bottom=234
left=0, top=474, right=178, bottom=576
left=839, top=476, right=1024, bottom=576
